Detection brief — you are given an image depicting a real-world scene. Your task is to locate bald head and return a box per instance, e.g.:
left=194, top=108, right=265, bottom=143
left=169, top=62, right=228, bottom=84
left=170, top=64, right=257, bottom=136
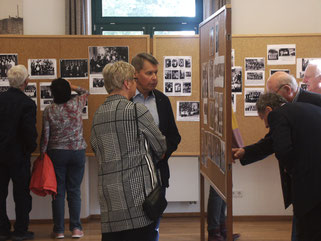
left=266, top=72, right=298, bottom=102
left=303, top=60, right=321, bottom=94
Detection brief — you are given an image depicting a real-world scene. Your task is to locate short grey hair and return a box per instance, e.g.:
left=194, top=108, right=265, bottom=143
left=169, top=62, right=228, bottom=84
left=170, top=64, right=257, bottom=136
left=256, top=93, right=287, bottom=113
left=7, top=65, right=28, bottom=88
left=102, top=61, right=135, bottom=93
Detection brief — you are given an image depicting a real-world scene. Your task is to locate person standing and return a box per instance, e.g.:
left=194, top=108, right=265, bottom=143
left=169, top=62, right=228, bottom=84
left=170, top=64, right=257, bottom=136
left=131, top=53, right=181, bottom=241
left=90, top=61, right=166, bottom=241
left=0, top=65, right=37, bottom=241
left=40, top=78, right=89, bottom=239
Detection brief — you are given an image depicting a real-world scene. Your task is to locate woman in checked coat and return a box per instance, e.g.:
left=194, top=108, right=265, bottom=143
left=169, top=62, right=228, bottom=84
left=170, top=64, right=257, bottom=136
left=90, top=61, right=166, bottom=241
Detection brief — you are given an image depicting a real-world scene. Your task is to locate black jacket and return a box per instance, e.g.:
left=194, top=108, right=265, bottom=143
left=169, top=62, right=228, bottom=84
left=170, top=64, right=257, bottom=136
left=0, top=87, right=37, bottom=165
left=153, top=89, right=181, bottom=188
left=269, top=102, right=321, bottom=217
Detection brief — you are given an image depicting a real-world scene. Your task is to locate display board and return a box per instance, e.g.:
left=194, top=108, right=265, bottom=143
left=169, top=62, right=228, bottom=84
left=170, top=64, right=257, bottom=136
left=199, top=5, right=233, bottom=241
left=232, top=33, right=321, bottom=146
left=0, top=35, right=150, bottom=155
left=153, top=35, right=200, bottom=156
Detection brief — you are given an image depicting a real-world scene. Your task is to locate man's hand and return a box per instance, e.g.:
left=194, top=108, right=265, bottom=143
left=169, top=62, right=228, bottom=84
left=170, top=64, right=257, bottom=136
left=231, top=148, right=245, bottom=162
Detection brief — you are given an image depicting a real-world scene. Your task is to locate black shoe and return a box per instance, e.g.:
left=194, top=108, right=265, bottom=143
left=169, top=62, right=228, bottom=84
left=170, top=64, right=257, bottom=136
left=11, top=231, right=34, bottom=241
left=0, top=233, right=10, bottom=241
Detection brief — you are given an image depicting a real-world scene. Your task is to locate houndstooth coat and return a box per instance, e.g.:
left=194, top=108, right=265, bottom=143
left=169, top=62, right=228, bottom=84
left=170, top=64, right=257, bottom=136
left=90, top=94, right=166, bottom=233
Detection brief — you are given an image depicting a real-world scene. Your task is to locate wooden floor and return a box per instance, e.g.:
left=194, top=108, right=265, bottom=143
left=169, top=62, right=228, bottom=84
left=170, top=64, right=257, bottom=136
left=28, top=217, right=292, bottom=241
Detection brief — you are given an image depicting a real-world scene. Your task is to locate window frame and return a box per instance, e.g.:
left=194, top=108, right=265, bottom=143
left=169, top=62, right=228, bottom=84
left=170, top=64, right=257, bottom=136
left=91, top=0, right=203, bottom=36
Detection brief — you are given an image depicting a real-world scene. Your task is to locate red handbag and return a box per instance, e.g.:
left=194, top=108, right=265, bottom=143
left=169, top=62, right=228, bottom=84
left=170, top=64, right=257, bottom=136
left=29, top=153, right=57, bottom=197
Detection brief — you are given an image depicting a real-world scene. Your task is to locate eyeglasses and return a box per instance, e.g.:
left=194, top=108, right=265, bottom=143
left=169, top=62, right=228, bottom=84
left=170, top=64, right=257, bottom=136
left=275, top=84, right=288, bottom=93
left=133, top=78, right=138, bottom=82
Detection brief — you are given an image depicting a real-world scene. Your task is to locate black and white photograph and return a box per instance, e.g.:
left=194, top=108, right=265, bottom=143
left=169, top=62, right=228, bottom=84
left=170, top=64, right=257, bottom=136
left=0, top=82, right=10, bottom=93
left=89, top=46, right=129, bottom=74
left=209, top=27, right=214, bottom=56
left=165, top=82, right=173, bottom=93
left=232, top=66, right=242, bottom=93
left=40, top=82, right=53, bottom=111
left=300, top=81, right=308, bottom=91
left=270, top=69, right=290, bottom=77
left=60, top=59, right=88, bottom=79
left=215, top=22, right=219, bottom=54
left=177, top=101, right=200, bottom=121
left=28, top=59, right=57, bottom=79
left=267, top=44, right=296, bottom=65
left=208, top=60, right=214, bottom=98
left=231, top=49, right=235, bottom=67
left=217, top=92, right=224, bottom=136
left=214, top=55, right=225, bottom=88
left=163, top=56, right=192, bottom=96
left=89, top=76, right=107, bottom=95
left=0, top=54, right=18, bottom=80
left=182, top=82, right=191, bottom=94
left=208, top=100, right=214, bottom=130
left=201, top=62, right=208, bottom=98
left=24, top=82, right=37, bottom=105
left=214, top=92, right=219, bottom=133
left=245, top=57, right=265, bottom=86
left=0, top=0, right=23, bottom=34
left=244, top=88, right=264, bottom=116
left=296, top=58, right=321, bottom=78
left=174, top=82, right=181, bottom=93
left=203, top=98, right=208, bottom=125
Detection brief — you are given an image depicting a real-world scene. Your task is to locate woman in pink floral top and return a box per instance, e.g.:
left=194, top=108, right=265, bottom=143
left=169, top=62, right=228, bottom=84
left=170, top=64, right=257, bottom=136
left=40, top=78, right=89, bottom=239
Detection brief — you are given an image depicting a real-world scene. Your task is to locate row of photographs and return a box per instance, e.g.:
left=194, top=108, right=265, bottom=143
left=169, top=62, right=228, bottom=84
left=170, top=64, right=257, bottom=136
left=201, top=129, right=226, bottom=174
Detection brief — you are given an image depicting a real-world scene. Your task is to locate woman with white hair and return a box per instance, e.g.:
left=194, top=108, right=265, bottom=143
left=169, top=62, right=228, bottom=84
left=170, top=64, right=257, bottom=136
left=90, top=61, right=166, bottom=241
left=0, top=65, right=37, bottom=241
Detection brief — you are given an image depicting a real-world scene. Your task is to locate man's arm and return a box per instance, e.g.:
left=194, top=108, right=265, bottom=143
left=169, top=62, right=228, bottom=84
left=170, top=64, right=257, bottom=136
left=21, top=101, right=38, bottom=154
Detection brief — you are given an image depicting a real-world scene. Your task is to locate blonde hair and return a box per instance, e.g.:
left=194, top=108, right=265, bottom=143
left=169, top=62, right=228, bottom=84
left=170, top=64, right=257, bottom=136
left=7, top=65, right=28, bottom=88
left=102, top=61, right=135, bottom=93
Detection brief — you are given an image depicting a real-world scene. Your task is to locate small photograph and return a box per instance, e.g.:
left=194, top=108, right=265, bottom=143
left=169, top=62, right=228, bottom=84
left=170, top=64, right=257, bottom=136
left=231, top=49, right=235, bottom=67
left=178, top=58, right=184, bottom=67
left=0, top=82, right=10, bottom=93
left=209, top=100, right=214, bottom=130
left=89, top=46, right=129, bottom=74
left=270, top=69, right=290, bottom=76
left=209, top=27, right=214, bottom=56
left=90, top=76, right=107, bottom=95
left=267, top=44, right=296, bottom=65
left=28, top=59, right=57, bottom=79
left=232, top=66, right=242, bottom=93
left=172, top=70, right=179, bottom=79
left=232, top=94, right=236, bottom=112
left=60, top=59, right=88, bottom=78
left=172, top=58, right=178, bottom=68
left=165, top=82, right=173, bottom=93
left=186, top=71, right=191, bottom=78
left=268, top=49, right=278, bottom=61
left=185, top=58, right=191, bottom=68
left=180, top=70, right=185, bottom=79
left=0, top=54, right=18, bottom=80
left=300, top=82, right=308, bottom=91
left=182, top=82, right=191, bottom=94
left=174, top=82, right=181, bottom=92
left=164, top=69, right=172, bottom=80
left=177, top=101, right=200, bottom=121
left=215, top=22, right=219, bottom=54
left=244, top=88, right=264, bottom=116
left=296, top=58, right=321, bottom=78
left=24, top=83, right=37, bottom=98
left=201, top=62, right=208, bottom=98
left=165, top=58, right=172, bottom=68
left=245, top=71, right=265, bottom=86
left=40, top=82, right=54, bottom=111
left=246, top=71, right=264, bottom=80
left=245, top=57, right=265, bottom=71
left=203, top=98, right=208, bottom=125
left=279, top=48, right=296, bottom=57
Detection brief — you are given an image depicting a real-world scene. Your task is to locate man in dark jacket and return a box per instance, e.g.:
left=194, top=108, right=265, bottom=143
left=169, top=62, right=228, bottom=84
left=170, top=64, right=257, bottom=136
left=131, top=53, right=181, bottom=241
left=0, top=65, right=37, bottom=241
left=255, top=93, right=321, bottom=241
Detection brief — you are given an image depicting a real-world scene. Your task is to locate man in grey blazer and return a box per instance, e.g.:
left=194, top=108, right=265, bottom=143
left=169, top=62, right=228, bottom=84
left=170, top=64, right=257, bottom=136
left=131, top=53, right=181, bottom=241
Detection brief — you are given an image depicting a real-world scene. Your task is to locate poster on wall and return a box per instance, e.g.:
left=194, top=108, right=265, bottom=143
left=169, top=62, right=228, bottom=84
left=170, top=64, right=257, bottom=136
left=40, top=82, right=53, bottom=111
left=232, top=66, right=242, bottom=93
left=244, top=57, right=265, bottom=86
left=163, top=56, right=192, bottom=96
left=177, top=101, right=200, bottom=121
left=28, top=59, right=57, bottom=79
left=60, top=59, right=88, bottom=79
left=88, top=46, right=129, bottom=75
left=89, top=76, right=107, bottom=95
left=0, top=0, right=23, bottom=34
left=267, top=44, right=296, bottom=65
left=296, top=58, right=321, bottom=78
left=0, top=54, right=18, bottom=81
left=244, top=88, right=264, bottom=116
left=24, top=82, right=37, bottom=105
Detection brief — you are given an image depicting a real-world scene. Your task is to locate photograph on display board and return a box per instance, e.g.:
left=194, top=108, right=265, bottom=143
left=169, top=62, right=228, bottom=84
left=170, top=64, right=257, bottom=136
left=203, top=98, right=208, bottom=125
left=215, top=22, right=219, bottom=54
left=0, top=0, right=23, bottom=34
left=300, top=81, right=307, bottom=91
left=270, top=69, right=290, bottom=77
left=209, top=27, right=214, bottom=56
left=218, top=92, right=224, bottom=137
left=244, top=57, right=265, bottom=86
left=231, top=49, right=235, bottom=67
left=232, top=66, right=242, bottom=93
left=267, top=44, right=296, bottom=65
left=208, top=100, right=214, bottom=130
left=0, top=81, right=10, bottom=93
left=244, top=88, right=264, bottom=116
left=214, top=55, right=225, bottom=88
left=208, top=60, right=214, bottom=98
left=40, top=82, right=54, bottom=111
left=232, top=94, right=236, bottom=112
left=90, top=76, right=107, bottom=95
left=296, top=58, right=321, bottom=78
left=0, top=54, right=18, bottom=80
left=28, top=59, right=57, bottom=79
left=60, top=59, right=88, bottom=79
left=214, top=92, right=219, bottom=133
left=213, top=135, right=221, bottom=167
left=220, top=140, right=226, bottom=173
left=24, top=82, right=37, bottom=105
left=89, top=46, right=129, bottom=74
left=201, top=62, right=208, bottom=98
left=177, top=101, right=200, bottom=121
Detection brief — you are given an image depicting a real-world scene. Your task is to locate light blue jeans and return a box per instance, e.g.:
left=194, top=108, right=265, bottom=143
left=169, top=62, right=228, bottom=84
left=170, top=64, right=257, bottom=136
left=47, top=149, right=85, bottom=233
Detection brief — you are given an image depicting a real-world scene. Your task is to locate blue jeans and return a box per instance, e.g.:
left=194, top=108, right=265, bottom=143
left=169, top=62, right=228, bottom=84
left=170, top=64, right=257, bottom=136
left=207, top=186, right=225, bottom=231
left=47, top=149, right=85, bottom=233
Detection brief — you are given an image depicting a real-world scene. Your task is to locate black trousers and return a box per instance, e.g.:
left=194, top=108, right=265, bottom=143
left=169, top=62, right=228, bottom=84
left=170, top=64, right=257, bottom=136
left=296, top=201, right=321, bottom=241
left=0, top=160, right=32, bottom=236
left=102, top=222, right=156, bottom=241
